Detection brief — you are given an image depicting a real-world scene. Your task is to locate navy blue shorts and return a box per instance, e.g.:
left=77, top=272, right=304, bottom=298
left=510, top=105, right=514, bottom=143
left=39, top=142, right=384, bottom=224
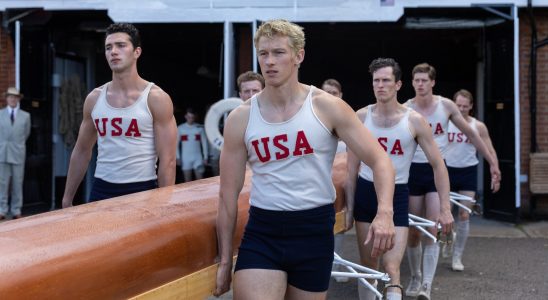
left=235, top=204, right=335, bottom=292
left=408, top=162, right=437, bottom=196
left=353, top=177, right=410, bottom=227
left=89, top=177, right=158, bottom=202
left=448, top=165, right=477, bottom=192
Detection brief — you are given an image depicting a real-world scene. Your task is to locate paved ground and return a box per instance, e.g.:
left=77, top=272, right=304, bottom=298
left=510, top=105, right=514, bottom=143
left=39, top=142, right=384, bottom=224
left=328, top=215, right=548, bottom=299
left=210, top=215, right=548, bottom=299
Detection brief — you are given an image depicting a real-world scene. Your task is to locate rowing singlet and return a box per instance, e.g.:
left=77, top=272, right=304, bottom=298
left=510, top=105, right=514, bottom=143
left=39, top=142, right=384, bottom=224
left=176, top=122, right=208, bottom=165
left=446, top=118, right=479, bottom=167
left=359, top=106, right=417, bottom=184
left=406, top=96, right=449, bottom=163
left=91, top=82, right=157, bottom=183
left=244, top=86, right=338, bottom=211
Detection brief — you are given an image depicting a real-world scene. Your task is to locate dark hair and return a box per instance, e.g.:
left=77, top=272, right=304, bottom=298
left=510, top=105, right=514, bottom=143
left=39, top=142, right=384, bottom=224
left=105, top=23, right=141, bottom=49
left=322, top=79, right=342, bottom=92
left=412, top=63, right=436, bottom=80
left=237, top=71, right=265, bottom=91
left=368, top=58, right=402, bottom=82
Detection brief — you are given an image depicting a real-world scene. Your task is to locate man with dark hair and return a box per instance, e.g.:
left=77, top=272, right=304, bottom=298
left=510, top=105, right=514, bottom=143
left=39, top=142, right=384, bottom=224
left=237, top=71, right=265, bottom=101
left=346, top=58, right=449, bottom=300
left=62, top=23, right=177, bottom=207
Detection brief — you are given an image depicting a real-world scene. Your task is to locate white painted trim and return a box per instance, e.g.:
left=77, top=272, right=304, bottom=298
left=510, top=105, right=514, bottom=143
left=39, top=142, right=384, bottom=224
left=223, top=21, right=235, bottom=99
left=15, top=20, right=20, bottom=90
left=252, top=21, right=257, bottom=73
left=513, top=4, right=521, bottom=208
left=2, top=1, right=548, bottom=23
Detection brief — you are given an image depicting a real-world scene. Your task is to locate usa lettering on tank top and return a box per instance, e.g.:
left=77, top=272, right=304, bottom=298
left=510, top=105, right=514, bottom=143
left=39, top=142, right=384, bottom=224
left=407, top=96, right=449, bottom=163
left=244, top=86, right=338, bottom=211
left=359, top=106, right=417, bottom=184
left=91, top=82, right=157, bottom=183
left=446, top=119, right=479, bottom=167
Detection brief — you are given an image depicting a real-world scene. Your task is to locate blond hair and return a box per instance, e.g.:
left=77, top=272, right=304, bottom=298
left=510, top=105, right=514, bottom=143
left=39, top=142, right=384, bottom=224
left=254, top=19, right=305, bottom=54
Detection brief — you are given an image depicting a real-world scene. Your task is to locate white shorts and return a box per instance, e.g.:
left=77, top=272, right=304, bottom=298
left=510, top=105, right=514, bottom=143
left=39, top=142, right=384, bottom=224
left=182, top=158, right=205, bottom=173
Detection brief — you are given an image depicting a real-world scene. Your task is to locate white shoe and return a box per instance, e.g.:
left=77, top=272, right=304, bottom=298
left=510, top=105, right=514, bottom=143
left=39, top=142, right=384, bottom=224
left=417, top=282, right=431, bottom=300
left=405, top=276, right=421, bottom=297
left=442, top=231, right=456, bottom=258
left=452, top=256, right=464, bottom=271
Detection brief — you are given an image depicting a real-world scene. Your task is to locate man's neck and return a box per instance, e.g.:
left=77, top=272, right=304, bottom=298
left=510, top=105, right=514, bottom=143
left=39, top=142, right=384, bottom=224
left=111, top=68, right=143, bottom=92
left=414, top=93, right=435, bottom=106
left=375, top=97, right=400, bottom=116
left=264, top=79, right=304, bottom=106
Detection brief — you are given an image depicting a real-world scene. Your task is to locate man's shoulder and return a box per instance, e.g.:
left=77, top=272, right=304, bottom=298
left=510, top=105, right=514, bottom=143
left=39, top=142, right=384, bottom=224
left=438, top=95, right=455, bottom=107
left=402, top=99, right=414, bottom=108
left=148, top=84, right=170, bottom=100
left=408, top=109, right=427, bottom=127
left=86, top=86, right=104, bottom=102
left=311, top=85, right=344, bottom=110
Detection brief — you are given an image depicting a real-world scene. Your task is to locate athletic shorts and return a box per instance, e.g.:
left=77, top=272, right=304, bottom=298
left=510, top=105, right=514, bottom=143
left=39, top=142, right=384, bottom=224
left=353, top=177, right=410, bottom=227
left=408, top=162, right=437, bottom=196
left=235, top=204, right=335, bottom=292
left=89, top=177, right=158, bottom=202
left=182, top=157, right=205, bottom=173
left=448, top=165, right=477, bottom=192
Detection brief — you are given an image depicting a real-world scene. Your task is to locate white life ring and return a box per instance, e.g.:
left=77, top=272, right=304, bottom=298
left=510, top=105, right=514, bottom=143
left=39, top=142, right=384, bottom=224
left=205, top=97, right=244, bottom=151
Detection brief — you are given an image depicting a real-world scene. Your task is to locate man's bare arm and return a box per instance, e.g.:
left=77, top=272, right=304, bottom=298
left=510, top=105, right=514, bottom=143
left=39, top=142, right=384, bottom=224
left=444, top=99, right=501, bottom=182
left=316, top=93, right=395, bottom=258
left=149, top=87, right=177, bottom=187
left=214, top=104, right=249, bottom=297
left=343, top=108, right=368, bottom=231
left=62, top=90, right=100, bottom=208
left=477, top=120, right=501, bottom=192
left=411, top=112, right=453, bottom=234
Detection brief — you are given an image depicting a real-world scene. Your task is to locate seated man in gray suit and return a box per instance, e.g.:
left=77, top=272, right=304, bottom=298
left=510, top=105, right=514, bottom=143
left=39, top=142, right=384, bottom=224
left=0, top=87, right=31, bottom=220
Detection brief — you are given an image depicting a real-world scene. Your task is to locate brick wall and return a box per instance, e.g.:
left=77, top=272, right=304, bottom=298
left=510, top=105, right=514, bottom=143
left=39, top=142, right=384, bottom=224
left=520, top=12, right=548, bottom=214
left=0, top=17, right=15, bottom=108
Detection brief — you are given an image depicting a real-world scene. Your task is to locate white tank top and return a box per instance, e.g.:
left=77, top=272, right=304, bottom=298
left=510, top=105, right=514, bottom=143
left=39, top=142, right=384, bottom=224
left=177, top=123, right=208, bottom=161
left=446, top=118, right=479, bottom=167
left=91, top=82, right=157, bottom=183
left=359, top=106, right=417, bottom=184
left=407, top=96, right=449, bottom=163
left=244, top=86, right=338, bottom=211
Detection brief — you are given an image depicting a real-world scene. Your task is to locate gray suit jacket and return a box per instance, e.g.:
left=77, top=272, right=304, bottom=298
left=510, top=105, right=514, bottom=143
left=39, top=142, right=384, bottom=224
left=0, top=108, right=31, bottom=164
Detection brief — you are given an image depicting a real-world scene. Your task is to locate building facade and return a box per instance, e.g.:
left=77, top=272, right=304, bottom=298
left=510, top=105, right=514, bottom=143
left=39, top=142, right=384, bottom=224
left=0, top=0, right=547, bottom=220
